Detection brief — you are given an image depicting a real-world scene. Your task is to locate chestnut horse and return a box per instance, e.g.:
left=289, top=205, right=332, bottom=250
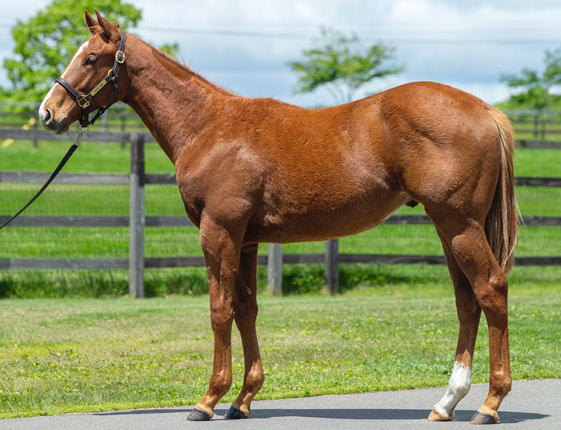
left=40, top=10, right=517, bottom=425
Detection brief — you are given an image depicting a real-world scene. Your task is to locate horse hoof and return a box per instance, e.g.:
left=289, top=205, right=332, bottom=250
left=187, top=408, right=213, bottom=421
left=428, top=409, right=452, bottom=421
left=470, top=409, right=499, bottom=424
left=224, top=406, right=248, bottom=419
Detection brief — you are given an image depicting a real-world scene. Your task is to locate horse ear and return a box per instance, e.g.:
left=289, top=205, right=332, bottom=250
left=84, top=9, right=97, bottom=34
left=94, top=8, right=120, bottom=41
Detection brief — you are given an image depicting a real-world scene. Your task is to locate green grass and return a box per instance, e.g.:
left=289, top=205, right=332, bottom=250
left=0, top=281, right=559, bottom=419
left=516, top=148, right=561, bottom=177
left=0, top=140, right=174, bottom=173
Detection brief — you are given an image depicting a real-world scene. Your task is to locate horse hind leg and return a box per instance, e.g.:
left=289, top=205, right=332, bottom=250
left=429, top=231, right=481, bottom=421
left=224, top=245, right=264, bottom=419
left=428, top=211, right=511, bottom=425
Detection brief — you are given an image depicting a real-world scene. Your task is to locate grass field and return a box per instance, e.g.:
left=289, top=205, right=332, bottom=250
left=0, top=280, right=559, bottom=419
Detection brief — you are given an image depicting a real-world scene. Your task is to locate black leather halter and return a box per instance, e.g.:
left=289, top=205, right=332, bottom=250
left=55, top=31, right=127, bottom=128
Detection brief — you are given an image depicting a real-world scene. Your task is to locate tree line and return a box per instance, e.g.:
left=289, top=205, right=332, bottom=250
left=1, top=0, right=560, bottom=110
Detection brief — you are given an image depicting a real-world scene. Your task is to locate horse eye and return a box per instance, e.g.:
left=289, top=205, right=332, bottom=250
left=85, top=55, right=97, bottom=65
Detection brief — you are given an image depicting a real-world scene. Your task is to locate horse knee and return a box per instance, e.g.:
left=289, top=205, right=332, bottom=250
left=210, top=304, right=235, bottom=331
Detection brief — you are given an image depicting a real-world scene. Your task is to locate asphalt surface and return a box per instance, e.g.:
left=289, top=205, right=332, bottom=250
left=0, top=379, right=558, bottom=429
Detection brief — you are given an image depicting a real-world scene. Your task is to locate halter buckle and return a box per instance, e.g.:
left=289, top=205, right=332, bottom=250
left=77, top=95, right=90, bottom=109
left=115, top=50, right=125, bottom=64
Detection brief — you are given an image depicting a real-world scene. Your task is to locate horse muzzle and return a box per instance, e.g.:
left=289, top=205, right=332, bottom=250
left=39, top=107, right=70, bottom=135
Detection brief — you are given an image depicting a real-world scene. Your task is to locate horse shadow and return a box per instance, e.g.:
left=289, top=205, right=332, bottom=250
left=97, top=407, right=548, bottom=424
left=248, top=408, right=547, bottom=424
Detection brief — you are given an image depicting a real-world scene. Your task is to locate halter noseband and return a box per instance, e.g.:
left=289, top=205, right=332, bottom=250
left=55, top=31, right=127, bottom=128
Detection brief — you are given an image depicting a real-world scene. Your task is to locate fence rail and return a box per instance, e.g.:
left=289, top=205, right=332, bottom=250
left=1, top=127, right=560, bottom=296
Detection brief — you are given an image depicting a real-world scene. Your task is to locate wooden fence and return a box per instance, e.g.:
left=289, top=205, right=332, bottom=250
left=1, top=128, right=560, bottom=297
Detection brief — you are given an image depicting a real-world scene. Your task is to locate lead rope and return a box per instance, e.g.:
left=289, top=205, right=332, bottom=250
left=0, top=127, right=85, bottom=231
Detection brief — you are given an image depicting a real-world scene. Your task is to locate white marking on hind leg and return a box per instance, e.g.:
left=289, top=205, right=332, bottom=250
left=432, top=361, right=471, bottom=420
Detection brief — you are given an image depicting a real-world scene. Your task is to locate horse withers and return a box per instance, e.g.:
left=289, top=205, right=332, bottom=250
left=40, top=10, right=517, bottom=424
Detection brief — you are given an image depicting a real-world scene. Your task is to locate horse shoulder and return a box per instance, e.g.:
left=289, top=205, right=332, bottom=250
left=175, top=130, right=267, bottom=229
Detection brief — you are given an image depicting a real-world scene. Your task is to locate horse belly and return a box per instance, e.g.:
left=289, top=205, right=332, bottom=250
left=249, top=184, right=409, bottom=244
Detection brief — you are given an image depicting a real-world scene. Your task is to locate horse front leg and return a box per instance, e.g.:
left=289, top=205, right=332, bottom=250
left=187, top=216, right=243, bottom=421
left=225, top=244, right=264, bottom=419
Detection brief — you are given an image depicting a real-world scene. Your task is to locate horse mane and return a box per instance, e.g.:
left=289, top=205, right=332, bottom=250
left=147, top=41, right=235, bottom=97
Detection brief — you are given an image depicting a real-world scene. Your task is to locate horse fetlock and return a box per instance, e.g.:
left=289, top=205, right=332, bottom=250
left=210, top=376, right=233, bottom=398
left=490, top=373, right=512, bottom=399
left=246, top=366, right=265, bottom=391
left=428, top=408, right=453, bottom=421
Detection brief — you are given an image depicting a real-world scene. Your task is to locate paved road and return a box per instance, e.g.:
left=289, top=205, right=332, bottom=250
left=0, top=379, right=558, bottom=429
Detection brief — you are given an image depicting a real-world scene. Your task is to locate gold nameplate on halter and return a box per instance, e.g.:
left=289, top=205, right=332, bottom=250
left=89, top=75, right=110, bottom=97
left=115, top=50, right=125, bottom=64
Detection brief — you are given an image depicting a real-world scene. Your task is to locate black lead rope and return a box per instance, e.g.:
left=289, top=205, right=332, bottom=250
left=0, top=131, right=83, bottom=231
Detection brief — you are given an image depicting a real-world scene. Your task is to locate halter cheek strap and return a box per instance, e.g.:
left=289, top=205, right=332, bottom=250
left=55, top=30, right=127, bottom=128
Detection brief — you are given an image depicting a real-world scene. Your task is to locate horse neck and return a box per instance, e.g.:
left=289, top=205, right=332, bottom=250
left=123, top=36, right=236, bottom=162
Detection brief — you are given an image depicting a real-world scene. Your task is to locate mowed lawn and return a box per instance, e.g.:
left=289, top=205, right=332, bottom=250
left=0, top=281, right=560, bottom=419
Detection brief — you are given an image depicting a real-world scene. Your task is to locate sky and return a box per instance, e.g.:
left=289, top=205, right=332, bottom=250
left=1, top=0, right=560, bottom=107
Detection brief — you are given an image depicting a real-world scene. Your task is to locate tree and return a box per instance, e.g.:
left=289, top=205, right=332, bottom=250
left=160, top=43, right=180, bottom=58
left=2, top=0, right=142, bottom=101
left=501, top=47, right=561, bottom=110
left=289, top=27, right=404, bottom=105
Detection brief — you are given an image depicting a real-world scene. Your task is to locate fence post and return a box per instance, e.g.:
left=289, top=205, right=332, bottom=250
left=129, top=133, right=145, bottom=298
left=325, top=239, right=339, bottom=295
left=102, top=110, right=109, bottom=131
left=33, top=113, right=38, bottom=148
left=267, top=243, right=283, bottom=295
left=533, top=113, right=539, bottom=140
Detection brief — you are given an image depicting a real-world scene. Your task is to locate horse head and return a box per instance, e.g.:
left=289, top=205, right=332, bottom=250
left=39, top=10, right=128, bottom=134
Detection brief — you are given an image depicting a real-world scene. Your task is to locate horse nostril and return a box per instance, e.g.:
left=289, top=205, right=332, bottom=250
left=40, top=107, right=52, bottom=124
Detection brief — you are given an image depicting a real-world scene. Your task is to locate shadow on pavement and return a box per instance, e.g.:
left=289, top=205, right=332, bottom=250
left=96, top=407, right=548, bottom=424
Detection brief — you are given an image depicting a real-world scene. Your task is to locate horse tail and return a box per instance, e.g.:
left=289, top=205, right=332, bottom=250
left=485, top=108, right=518, bottom=274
